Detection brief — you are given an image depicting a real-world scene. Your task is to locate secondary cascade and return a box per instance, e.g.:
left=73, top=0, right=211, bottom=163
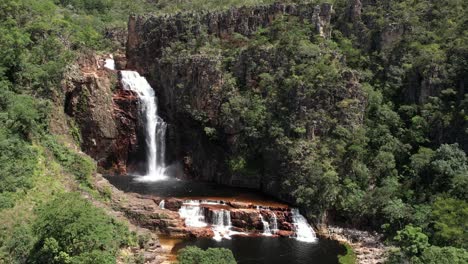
left=259, top=213, right=272, bottom=235
left=270, top=212, right=279, bottom=234
left=291, top=208, right=317, bottom=243
left=211, top=209, right=232, bottom=241
left=120, top=70, right=168, bottom=181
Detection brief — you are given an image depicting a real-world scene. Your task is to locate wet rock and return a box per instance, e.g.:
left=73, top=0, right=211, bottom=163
left=226, top=201, right=252, bottom=209
left=277, top=230, right=294, bottom=237
left=163, top=198, right=184, bottom=211
left=188, top=228, right=215, bottom=238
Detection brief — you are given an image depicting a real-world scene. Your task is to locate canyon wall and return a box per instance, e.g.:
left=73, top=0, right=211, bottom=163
left=123, top=2, right=369, bottom=197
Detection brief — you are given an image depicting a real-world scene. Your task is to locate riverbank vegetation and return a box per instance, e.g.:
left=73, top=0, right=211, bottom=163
left=338, top=244, right=357, bottom=264
left=177, top=246, right=237, bottom=264
left=0, top=0, right=466, bottom=263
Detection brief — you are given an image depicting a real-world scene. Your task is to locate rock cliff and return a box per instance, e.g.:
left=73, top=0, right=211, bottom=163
left=63, top=54, right=145, bottom=174
left=124, top=3, right=354, bottom=191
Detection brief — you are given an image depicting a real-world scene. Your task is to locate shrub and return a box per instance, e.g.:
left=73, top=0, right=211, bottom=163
left=29, top=193, right=131, bottom=263
left=177, top=246, right=237, bottom=264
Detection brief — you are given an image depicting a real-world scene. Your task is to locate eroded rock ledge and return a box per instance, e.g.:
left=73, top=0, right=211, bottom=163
left=94, top=174, right=298, bottom=239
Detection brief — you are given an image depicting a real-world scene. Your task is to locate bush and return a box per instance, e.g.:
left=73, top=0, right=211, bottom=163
left=42, top=136, right=96, bottom=186
left=177, top=246, right=237, bottom=264
left=29, top=193, right=131, bottom=263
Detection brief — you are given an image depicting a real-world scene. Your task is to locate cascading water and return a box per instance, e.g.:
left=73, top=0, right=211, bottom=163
left=104, top=56, right=115, bottom=70
left=159, top=200, right=165, bottom=209
left=259, top=213, right=272, bottom=235
left=179, top=201, right=207, bottom=228
left=291, top=208, right=317, bottom=243
left=120, top=71, right=167, bottom=181
left=212, top=209, right=232, bottom=241
left=178, top=200, right=233, bottom=241
left=270, top=212, right=279, bottom=234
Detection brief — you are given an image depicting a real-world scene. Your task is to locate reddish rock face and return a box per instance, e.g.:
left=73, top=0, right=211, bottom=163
left=277, top=230, right=294, bottom=237
left=188, top=228, right=215, bottom=238
left=116, top=192, right=299, bottom=239
left=63, top=54, right=144, bottom=175
left=163, top=198, right=184, bottom=211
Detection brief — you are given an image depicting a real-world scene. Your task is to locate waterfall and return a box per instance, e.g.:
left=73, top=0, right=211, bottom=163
left=259, top=213, right=272, bottom=235
left=104, top=56, right=115, bottom=70
left=159, top=200, right=165, bottom=209
left=291, top=208, right=317, bottom=243
left=178, top=200, right=233, bottom=241
left=120, top=71, right=167, bottom=181
left=212, top=209, right=232, bottom=241
left=179, top=201, right=207, bottom=228
left=270, top=212, right=279, bottom=234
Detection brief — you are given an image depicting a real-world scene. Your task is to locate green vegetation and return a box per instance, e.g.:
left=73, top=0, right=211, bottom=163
left=158, top=0, right=467, bottom=262
left=177, top=246, right=237, bottom=264
left=338, top=243, right=357, bottom=264
left=29, top=193, right=132, bottom=263
left=0, top=0, right=467, bottom=263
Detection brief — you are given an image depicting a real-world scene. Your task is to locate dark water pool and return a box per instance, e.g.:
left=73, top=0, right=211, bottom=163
left=105, top=175, right=346, bottom=263
left=105, top=175, right=285, bottom=206
left=172, top=236, right=344, bottom=264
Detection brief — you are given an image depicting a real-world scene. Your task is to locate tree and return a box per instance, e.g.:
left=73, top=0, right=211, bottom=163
left=177, top=246, right=237, bottom=264
left=416, top=246, right=468, bottom=264
left=429, top=144, right=467, bottom=198
left=431, top=197, right=468, bottom=248
left=393, top=225, right=429, bottom=257
left=30, top=193, right=130, bottom=263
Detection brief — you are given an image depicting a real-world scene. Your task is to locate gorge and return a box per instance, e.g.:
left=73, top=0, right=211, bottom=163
left=65, top=2, right=376, bottom=262
left=2, top=0, right=467, bottom=264
left=102, top=54, right=335, bottom=262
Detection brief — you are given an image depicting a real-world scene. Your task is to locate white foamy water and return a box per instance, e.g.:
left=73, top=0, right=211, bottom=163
left=212, top=209, right=232, bottom=241
left=179, top=203, right=208, bottom=228
left=178, top=200, right=233, bottom=241
left=104, top=58, right=115, bottom=70
left=178, top=200, right=317, bottom=242
left=260, top=213, right=272, bottom=235
left=291, top=208, right=317, bottom=243
left=271, top=212, right=279, bottom=234
left=120, top=71, right=167, bottom=181
left=159, top=200, right=165, bottom=209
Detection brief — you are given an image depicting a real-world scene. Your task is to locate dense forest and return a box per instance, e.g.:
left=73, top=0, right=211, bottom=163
left=0, top=0, right=467, bottom=263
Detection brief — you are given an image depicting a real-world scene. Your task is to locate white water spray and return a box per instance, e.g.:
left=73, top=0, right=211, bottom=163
left=271, top=212, right=279, bottom=234
left=104, top=56, right=115, bottom=70
left=159, top=200, right=165, bottom=209
left=212, top=209, right=232, bottom=241
left=259, top=213, right=272, bottom=235
left=291, top=208, right=317, bottom=243
left=179, top=201, right=207, bottom=228
left=120, top=71, right=167, bottom=181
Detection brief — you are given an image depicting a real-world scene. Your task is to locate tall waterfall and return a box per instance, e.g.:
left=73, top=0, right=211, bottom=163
left=120, top=71, right=167, bottom=181
left=291, top=209, right=317, bottom=243
left=259, top=213, right=272, bottom=235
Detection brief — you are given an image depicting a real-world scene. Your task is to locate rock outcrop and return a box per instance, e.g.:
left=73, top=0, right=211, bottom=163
left=62, top=54, right=144, bottom=174
left=94, top=175, right=297, bottom=239
left=127, top=2, right=333, bottom=71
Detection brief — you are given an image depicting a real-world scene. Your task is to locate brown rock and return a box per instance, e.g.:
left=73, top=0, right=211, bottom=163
left=277, top=230, right=294, bottom=237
